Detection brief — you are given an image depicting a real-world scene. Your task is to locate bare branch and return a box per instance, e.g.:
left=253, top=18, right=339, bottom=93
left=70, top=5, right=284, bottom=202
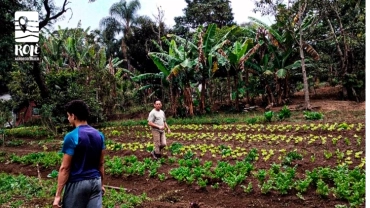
left=39, top=0, right=70, bottom=29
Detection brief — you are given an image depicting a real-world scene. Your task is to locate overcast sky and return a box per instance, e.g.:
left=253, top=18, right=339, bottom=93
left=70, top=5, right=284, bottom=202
left=55, top=0, right=274, bottom=30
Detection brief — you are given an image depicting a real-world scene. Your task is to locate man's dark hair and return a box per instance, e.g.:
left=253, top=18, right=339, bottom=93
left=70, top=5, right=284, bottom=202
left=65, top=100, right=90, bottom=121
left=153, top=99, right=161, bottom=104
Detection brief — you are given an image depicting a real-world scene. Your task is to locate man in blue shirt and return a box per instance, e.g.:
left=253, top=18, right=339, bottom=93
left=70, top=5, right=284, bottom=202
left=53, top=100, right=105, bottom=208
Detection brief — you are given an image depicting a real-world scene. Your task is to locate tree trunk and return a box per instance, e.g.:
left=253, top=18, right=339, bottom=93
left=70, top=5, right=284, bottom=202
left=208, top=79, right=213, bottom=111
left=327, top=18, right=345, bottom=74
left=200, top=78, right=206, bottom=114
left=275, top=75, right=283, bottom=105
left=184, top=83, right=194, bottom=116
left=121, top=39, right=130, bottom=71
left=245, top=69, right=250, bottom=104
left=31, top=62, right=49, bottom=99
left=169, top=82, right=177, bottom=116
left=265, top=85, right=275, bottom=106
left=299, top=0, right=311, bottom=109
left=234, top=73, right=239, bottom=111
left=227, top=71, right=231, bottom=105
left=284, top=76, right=289, bottom=98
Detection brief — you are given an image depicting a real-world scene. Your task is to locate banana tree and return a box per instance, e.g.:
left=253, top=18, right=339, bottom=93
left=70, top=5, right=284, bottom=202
left=249, top=15, right=320, bottom=108
left=194, top=23, right=236, bottom=114
left=149, top=37, right=198, bottom=116
left=223, top=38, right=262, bottom=109
left=131, top=72, right=166, bottom=104
left=41, top=26, right=123, bottom=116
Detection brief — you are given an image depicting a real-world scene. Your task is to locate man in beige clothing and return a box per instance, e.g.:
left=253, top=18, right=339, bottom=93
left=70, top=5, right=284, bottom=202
left=148, top=99, right=171, bottom=159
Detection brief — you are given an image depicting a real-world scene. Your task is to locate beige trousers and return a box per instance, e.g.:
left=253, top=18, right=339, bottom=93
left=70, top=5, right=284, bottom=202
left=152, top=130, right=167, bottom=154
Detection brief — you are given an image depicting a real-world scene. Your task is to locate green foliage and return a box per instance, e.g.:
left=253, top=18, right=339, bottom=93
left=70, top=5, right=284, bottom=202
left=244, top=148, right=258, bottom=163
left=246, top=117, right=257, bottom=125
left=111, top=130, right=121, bottom=137
left=277, top=105, right=291, bottom=120
left=103, top=188, right=146, bottom=208
left=157, top=173, right=166, bottom=181
left=219, top=144, right=232, bottom=156
left=316, top=179, right=329, bottom=197
left=223, top=173, right=246, bottom=190
left=5, top=126, right=50, bottom=138
left=270, top=163, right=281, bottom=174
left=240, top=182, right=253, bottom=194
left=0, top=173, right=55, bottom=205
left=260, top=179, right=274, bottom=194
left=10, top=151, right=62, bottom=168
left=0, top=99, right=12, bottom=128
left=47, top=170, right=59, bottom=178
left=264, top=111, right=274, bottom=122
left=183, top=150, right=195, bottom=160
left=255, top=169, right=267, bottom=184
left=173, top=0, right=234, bottom=35
left=304, top=111, right=324, bottom=120
left=169, top=142, right=183, bottom=155
left=282, top=151, right=303, bottom=166
left=295, top=177, right=312, bottom=193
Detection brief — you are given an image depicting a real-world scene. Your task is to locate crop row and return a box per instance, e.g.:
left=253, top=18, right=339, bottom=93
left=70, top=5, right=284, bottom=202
left=104, top=141, right=365, bottom=168
left=100, top=122, right=365, bottom=137
left=101, top=130, right=363, bottom=150
left=3, top=141, right=364, bottom=170
left=3, top=151, right=363, bottom=207
left=0, top=173, right=145, bottom=207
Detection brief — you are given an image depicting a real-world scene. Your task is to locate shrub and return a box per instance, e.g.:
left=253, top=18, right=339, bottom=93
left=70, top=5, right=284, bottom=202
left=278, top=105, right=291, bottom=120
left=304, top=111, right=324, bottom=120
left=246, top=117, right=257, bottom=125
left=264, top=111, right=274, bottom=122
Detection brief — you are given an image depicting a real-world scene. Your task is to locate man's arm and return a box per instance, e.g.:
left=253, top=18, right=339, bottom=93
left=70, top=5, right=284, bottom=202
left=99, top=150, right=105, bottom=194
left=53, top=154, right=72, bottom=207
left=164, top=122, right=171, bottom=133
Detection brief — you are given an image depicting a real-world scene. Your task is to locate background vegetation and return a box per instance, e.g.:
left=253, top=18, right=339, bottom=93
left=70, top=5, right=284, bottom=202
left=0, top=0, right=365, bottom=129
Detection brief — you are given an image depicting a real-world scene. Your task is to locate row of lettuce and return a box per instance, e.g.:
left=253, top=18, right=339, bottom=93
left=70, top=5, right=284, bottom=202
left=1, top=122, right=364, bottom=139
left=0, top=150, right=365, bottom=207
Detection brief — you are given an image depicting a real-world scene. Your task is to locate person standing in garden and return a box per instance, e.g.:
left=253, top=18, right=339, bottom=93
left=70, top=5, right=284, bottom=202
left=53, top=100, right=105, bottom=208
left=148, top=99, right=171, bottom=159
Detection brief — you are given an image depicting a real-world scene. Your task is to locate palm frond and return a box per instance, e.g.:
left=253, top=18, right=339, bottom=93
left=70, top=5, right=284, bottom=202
left=276, top=68, right=288, bottom=79
left=119, top=67, right=135, bottom=77
left=203, top=23, right=217, bottom=53
left=134, top=84, right=161, bottom=94
left=131, top=73, right=164, bottom=82
left=244, top=61, right=262, bottom=72
left=285, top=60, right=314, bottom=70
left=248, top=16, right=284, bottom=44
left=238, top=43, right=261, bottom=69
left=151, top=40, right=166, bottom=53
left=167, top=34, right=197, bottom=50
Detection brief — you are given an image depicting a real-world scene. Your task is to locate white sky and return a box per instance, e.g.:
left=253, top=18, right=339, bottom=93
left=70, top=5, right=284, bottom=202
left=55, top=0, right=274, bottom=30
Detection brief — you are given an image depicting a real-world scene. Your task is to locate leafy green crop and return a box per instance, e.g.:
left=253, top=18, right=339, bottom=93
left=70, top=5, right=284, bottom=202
left=304, top=111, right=324, bottom=120
left=47, top=170, right=59, bottom=178
left=277, top=105, right=291, bottom=120
left=169, top=142, right=183, bottom=155
left=264, top=111, right=274, bottom=122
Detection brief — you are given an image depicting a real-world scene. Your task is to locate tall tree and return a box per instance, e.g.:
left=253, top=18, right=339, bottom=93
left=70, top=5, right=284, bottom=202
left=125, top=16, right=160, bottom=73
left=173, top=0, right=235, bottom=36
left=253, top=0, right=320, bottom=109
left=99, top=0, right=141, bottom=71
left=28, top=0, right=70, bottom=99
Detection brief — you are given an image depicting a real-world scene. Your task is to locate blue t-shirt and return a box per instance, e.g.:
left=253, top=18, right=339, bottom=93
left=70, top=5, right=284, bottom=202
left=62, top=125, right=105, bottom=183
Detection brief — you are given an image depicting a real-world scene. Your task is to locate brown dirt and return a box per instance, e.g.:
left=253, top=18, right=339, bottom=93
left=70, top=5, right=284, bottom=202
left=0, top=86, right=365, bottom=208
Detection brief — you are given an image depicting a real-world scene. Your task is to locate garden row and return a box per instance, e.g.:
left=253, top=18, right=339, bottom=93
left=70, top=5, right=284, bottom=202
left=0, top=151, right=365, bottom=207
